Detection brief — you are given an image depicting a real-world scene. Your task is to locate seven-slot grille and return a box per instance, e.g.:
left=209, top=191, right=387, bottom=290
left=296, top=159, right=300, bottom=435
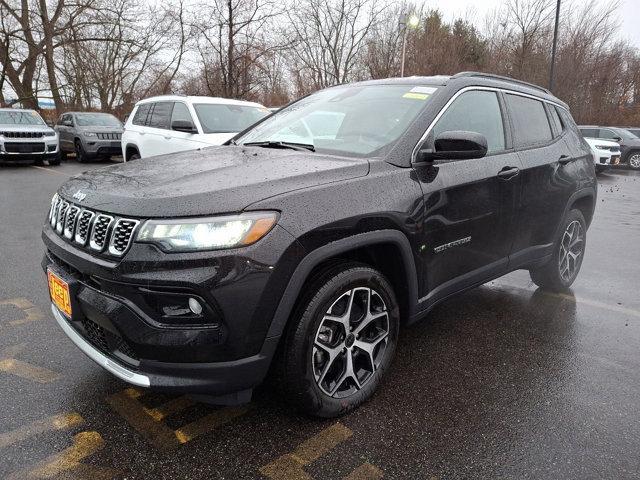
left=1, top=131, right=45, bottom=138
left=97, top=132, right=121, bottom=140
left=48, top=194, right=139, bottom=257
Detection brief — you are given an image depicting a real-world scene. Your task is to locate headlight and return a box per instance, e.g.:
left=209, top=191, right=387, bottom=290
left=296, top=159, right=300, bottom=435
left=44, top=131, right=57, bottom=137
left=136, top=212, right=278, bottom=252
left=595, top=145, right=609, bottom=150
left=83, top=132, right=97, bottom=137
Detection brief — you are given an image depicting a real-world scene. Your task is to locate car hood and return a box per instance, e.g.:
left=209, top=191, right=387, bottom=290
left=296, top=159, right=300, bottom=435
left=78, top=126, right=123, bottom=133
left=1, top=124, right=54, bottom=134
left=584, top=138, right=619, bottom=149
left=58, top=146, right=369, bottom=217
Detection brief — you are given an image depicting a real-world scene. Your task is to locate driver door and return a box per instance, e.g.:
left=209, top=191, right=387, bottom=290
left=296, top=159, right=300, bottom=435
left=414, top=89, right=522, bottom=303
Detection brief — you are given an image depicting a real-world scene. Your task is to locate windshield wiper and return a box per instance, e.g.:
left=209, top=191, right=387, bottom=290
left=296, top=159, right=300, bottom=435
left=243, top=141, right=315, bottom=152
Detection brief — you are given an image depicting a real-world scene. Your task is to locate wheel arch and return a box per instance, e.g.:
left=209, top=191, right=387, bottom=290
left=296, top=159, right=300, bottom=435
left=124, top=143, right=139, bottom=161
left=265, top=230, right=419, bottom=341
left=567, top=189, right=596, bottom=227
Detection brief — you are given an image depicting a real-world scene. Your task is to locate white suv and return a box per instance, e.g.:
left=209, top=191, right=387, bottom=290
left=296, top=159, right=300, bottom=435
left=583, top=137, right=621, bottom=173
left=121, top=95, right=269, bottom=161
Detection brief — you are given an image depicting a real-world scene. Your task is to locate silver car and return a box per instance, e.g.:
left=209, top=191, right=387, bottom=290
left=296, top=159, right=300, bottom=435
left=55, top=112, right=123, bottom=162
left=0, top=108, right=61, bottom=165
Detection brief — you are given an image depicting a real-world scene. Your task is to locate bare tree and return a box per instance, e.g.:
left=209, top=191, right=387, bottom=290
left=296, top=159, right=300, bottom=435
left=286, top=0, right=384, bottom=94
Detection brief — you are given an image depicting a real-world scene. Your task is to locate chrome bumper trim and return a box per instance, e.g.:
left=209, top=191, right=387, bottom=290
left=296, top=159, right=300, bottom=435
left=51, top=303, right=150, bottom=387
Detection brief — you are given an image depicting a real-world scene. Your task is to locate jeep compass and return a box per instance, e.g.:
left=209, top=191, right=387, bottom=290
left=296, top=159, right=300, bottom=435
left=43, top=72, right=596, bottom=417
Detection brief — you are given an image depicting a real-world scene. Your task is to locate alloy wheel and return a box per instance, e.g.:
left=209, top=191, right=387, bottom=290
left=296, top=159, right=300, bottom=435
left=629, top=153, right=640, bottom=169
left=312, top=287, right=390, bottom=398
left=558, top=220, right=584, bottom=283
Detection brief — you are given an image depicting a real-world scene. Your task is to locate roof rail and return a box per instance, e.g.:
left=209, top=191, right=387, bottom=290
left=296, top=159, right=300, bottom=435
left=452, top=71, right=551, bottom=95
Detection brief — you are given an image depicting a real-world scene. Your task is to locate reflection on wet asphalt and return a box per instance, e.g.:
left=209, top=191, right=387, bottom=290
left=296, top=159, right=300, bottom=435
left=0, top=163, right=638, bottom=479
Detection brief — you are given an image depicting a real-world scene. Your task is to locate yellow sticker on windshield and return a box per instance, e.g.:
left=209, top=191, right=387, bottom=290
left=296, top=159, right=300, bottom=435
left=403, top=92, right=429, bottom=100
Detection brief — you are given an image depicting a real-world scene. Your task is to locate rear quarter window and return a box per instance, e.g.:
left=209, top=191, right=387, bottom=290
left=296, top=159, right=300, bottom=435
left=132, top=104, right=151, bottom=126
left=505, top=94, right=553, bottom=148
left=147, top=102, right=173, bottom=130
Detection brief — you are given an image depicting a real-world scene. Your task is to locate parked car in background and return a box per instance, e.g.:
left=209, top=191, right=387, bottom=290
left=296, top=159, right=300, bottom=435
left=579, top=126, right=640, bottom=169
left=55, top=112, right=123, bottom=163
left=623, top=127, right=640, bottom=139
left=0, top=108, right=60, bottom=165
left=583, top=137, right=620, bottom=173
left=44, top=73, right=596, bottom=417
left=121, top=95, right=270, bottom=161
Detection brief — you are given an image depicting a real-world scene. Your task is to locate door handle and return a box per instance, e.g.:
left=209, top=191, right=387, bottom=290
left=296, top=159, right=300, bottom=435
left=497, top=166, right=520, bottom=180
left=558, top=154, right=572, bottom=165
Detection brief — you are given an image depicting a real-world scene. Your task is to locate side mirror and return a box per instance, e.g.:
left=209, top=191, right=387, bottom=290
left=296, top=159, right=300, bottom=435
left=416, top=130, right=488, bottom=163
left=172, top=120, right=197, bottom=133
left=613, top=136, right=622, bottom=142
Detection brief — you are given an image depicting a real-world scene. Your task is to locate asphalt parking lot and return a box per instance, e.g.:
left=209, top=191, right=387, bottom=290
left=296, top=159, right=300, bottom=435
left=1, top=160, right=639, bottom=479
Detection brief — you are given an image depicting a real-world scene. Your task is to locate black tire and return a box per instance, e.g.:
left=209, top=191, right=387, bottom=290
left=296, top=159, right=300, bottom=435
left=47, top=154, right=61, bottom=166
left=278, top=262, right=399, bottom=417
left=74, top=140, right=87, bottom=163
left=529, top=209, right=587, bottom=291
left=60, top=150, right=68, bottom=162
left=595, top=164, right=605, bottom=174
left=128, top=152, right=140, bottom=161
left=33, top=158, right=44, bottom=166
left=626, top=151, right=640, bottom=169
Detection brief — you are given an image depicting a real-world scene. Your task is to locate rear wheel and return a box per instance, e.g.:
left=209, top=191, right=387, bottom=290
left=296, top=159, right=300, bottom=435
left=530, top=209, right=586, bottom=291
left=47, top=154, right=61, bottom=166
left=128, top=152, right=140, bottom=161
left=628, top=151, right=640, bottom=169
left=278, top=262, right=399, bottom=417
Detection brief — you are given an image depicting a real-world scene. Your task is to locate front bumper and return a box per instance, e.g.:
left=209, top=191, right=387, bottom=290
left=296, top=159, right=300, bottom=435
left=82, top=138, right=122, bottom=157
left=42, top=221, right=302, bottom=394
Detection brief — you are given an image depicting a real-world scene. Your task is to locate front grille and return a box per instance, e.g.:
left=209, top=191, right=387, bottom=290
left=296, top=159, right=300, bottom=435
left=64, top=206, right=80, bottom=239
left=4, top=142, right=45, bottom=153
left=89, top=215, right=114, bottom=251
left=97, top=132, right=121, bottom=140
left=48, top=195, right=140, bottom=257
left=1, top=131, right=44, bottom=138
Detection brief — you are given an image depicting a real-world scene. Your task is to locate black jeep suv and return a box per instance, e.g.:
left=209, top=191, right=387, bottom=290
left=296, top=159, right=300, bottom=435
left=43, top=72, right=596, bottom=417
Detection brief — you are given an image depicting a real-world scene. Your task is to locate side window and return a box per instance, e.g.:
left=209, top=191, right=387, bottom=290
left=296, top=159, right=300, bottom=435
left=505, top=93, right=553, bottom=148
left=548, top=105, right=563, bottom=137
left=599, top=129, right=618, bottom=140
left=148, top=102, right=173, bottom=130
left=579, top=128, right=597, bottom=138
left=170, top=102, right=193, bottom=126
left=132, top=104, right=151, bottom=126
left=430, top=90, right=506, bottom=153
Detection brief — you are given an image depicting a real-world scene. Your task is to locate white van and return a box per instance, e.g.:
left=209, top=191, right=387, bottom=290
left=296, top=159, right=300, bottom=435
left=121, top=95, right=270, bottom=161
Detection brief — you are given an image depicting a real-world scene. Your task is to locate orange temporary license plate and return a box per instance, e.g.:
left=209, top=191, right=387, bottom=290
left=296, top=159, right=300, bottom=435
left=48, top=269, right=72, bottom=317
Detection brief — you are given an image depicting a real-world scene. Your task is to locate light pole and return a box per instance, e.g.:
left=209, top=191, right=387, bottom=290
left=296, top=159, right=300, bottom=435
left=549, top=0, right=561, bottom=91
left=399, top=13, right=420, bottom=77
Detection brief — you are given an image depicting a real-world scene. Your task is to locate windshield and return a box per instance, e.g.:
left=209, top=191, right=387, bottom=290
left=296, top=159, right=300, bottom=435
left=75, top=113, right=122, bottom=127
left=194, top=104, right=269, bottom=134
left=627, top=129, right=640, bottom=138
left=613, top=128, right=638, bottom=140
left=237, top=84, right=438, bottom=156
left=0, top=110, right=45, bottom=126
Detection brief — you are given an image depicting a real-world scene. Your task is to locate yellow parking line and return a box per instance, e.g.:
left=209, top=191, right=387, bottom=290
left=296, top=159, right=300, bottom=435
left=0, top=413, right=84, bottom=449
left=173, top=405, right=250, bottom=444
left=6, top=431, right=118, bottom=480
left=260, top=423, right=355, bottom=480
left=344, top=463, right=384, bottom=480
left=0, top=297, right=44, bottom=327
left=108, top=387, right=251, bottom=451
left=0, top=358, right=61, bottom=383
left=107, top=389, right=179, bottom=451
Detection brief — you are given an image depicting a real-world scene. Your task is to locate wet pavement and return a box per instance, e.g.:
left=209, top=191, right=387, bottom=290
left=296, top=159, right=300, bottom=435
left=0, top=161, right=639, bottom=479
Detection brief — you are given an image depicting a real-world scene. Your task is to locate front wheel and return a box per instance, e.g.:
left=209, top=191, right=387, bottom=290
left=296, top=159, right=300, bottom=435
left=74, top=140, right=87, bottom=163
left=627, top=152, right=640, bottom=169
left=279, top=263, right=399, bottom=417
left=530, top=209, right=587, bottom=291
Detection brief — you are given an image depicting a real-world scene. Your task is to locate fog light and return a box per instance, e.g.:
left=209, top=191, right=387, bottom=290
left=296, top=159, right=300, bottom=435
left=188, top=297, right=203, bottom=315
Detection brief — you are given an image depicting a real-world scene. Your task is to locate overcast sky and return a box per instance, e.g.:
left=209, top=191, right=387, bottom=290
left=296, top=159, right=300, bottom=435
left=417, top=0, right=640, bottom=49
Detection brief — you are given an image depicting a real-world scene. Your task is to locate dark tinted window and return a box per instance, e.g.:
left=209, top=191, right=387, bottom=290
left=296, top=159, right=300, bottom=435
left=579, top=128, right=598, bottom=138
left=431, top=90, right=505, bottom=153
left=132, top=104, right=151, bottom=126
left=171, top=102, right=193, bottom=125
left=148, top=102, right=173, bottom=129
left=506, top=94, right=552, bottom=147
left=599, top=129, right=618, bottom=140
